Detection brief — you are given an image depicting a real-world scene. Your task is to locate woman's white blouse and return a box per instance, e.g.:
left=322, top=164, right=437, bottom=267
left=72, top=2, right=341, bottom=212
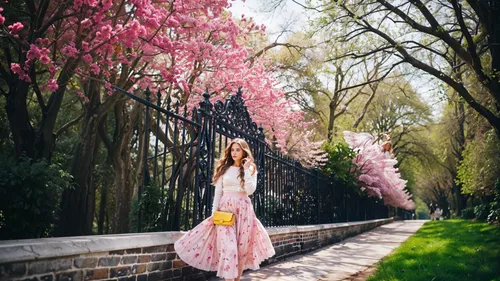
left=211, top=166, right=257, bottom=215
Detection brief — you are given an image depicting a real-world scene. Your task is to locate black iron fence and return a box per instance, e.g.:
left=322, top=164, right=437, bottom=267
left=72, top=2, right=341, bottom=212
left=114, top=86, right=388, bottom=232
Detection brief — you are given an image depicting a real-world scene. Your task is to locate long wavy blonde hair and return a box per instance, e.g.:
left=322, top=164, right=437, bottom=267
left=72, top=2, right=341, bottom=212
left=212, top=138, right=257, bottom=188
left=381, top=133, right=394, bottom=157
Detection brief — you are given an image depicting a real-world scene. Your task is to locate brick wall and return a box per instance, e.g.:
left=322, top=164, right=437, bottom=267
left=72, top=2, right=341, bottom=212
left=0, top=219, right=392, bottom=281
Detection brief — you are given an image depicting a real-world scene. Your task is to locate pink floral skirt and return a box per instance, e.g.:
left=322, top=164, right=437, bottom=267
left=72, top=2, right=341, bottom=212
left=174, top=192, right=275, bottom=279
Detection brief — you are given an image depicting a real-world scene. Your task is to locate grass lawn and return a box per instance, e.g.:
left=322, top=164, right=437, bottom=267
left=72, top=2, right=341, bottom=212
left=367, top=220, right=500, bottom=281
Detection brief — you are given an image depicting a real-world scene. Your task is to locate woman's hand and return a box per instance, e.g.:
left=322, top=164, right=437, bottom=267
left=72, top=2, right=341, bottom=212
left=243, top=157, right=253, bottom=170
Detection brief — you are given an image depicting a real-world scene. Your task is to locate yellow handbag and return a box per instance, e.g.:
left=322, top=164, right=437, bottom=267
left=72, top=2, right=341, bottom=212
left=213, top=211, right=235, bottom=226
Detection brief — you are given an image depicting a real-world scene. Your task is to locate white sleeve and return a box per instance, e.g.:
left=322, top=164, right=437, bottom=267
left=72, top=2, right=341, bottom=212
left=243, top=166, right=258, bottom=195
left=211, top=176, right=223, bottom=215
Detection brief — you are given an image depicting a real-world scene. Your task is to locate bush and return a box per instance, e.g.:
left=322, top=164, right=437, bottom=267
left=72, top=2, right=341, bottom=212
left=460, top=207, right=476, bottom=220
left=321, top=141, right=357, bottom=189
left=456, top=130, right=500, bottom=196
left=487, top=206, right=500, bottom=224
left=474, top=204, right=490, bottom=221
left=488, top=179, right=500, bottom=224
left=129, top=183, right=164, bottom=232
left=449, top=212, right=459, bottom=219
left=0, top=156, right=73, bottom=239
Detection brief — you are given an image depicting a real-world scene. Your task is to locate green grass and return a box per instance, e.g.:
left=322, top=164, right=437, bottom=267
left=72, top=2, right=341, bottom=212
left=367, top=220, right=500, bottom=281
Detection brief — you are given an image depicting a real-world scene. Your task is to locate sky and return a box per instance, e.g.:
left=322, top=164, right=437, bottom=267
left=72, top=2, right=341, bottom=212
left=229, top=0, right=307, bottom=37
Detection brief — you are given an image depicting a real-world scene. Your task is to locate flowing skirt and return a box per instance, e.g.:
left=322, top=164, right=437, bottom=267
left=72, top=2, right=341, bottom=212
left=174, top=192, right=275, bottom=279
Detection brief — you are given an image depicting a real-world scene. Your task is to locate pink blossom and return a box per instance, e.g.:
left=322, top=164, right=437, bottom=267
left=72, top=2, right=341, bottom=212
left=82, top=54, right=92, bottom=64
left=84, top=0, right=98, bottom=7
left=96, top=25, right=113, bottom=40
left=10, top=63, right=22, bottom=74
left=0, top=13, right=5, bottom=25
left=46, top=79, right=59, bottom=92
left=8, top=22, right=23, bottom=34
left=62, top=44, right=79, bottom=58
left=27, top=45, right=41, bottom=60
left=73, top=0, right=83, bottom=9
left=102, top=0, right=112, bottom=10
left=49, top=65, right=57, bottom=75
left=81, top=18, right=92, bottom=29
left=90, top=63, right=100, bottom=75
left=39, top=55, right=51, bottom=65
left=39, top=47, right=50, bottom=57
left=81, top=42, right=89, bottom=51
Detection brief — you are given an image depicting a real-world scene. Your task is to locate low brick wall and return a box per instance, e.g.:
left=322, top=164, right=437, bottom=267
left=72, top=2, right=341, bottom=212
left=0, top=218, right=392, bottom=281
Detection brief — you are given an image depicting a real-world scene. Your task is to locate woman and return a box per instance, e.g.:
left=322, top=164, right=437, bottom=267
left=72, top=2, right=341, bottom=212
left=434, top=204, right=443, bottom=220
left=380, top=134, right=394, bottom=159
left=174, top=138, right=275, bottom=281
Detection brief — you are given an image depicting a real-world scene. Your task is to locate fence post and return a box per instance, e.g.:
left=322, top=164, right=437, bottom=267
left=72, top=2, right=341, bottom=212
left=193, top=90, right=213, bottom=222
left=256, top=125, right=266, bottom=221
left=316, top=169, right=320, bottom=224
left=138, top=88, right=152, bottom=232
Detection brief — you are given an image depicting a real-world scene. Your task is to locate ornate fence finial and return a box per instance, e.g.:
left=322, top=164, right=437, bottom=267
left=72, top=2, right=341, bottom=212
left=156, top=90, right=161, bottom=106
left=237, top=86, right=243, bottom=97
left=166, top=91, right=172, bottom=111
left=145, top=87, right=151, bottom=102
left=199, top=88, right=213, bottom=112
left=258, top=124, right=265, bottom=140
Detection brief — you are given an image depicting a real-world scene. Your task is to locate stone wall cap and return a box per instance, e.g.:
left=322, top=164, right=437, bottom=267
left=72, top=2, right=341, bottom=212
left=0, top=232, right=184, bottom=264
left=0, top=218, right=392, bottom=264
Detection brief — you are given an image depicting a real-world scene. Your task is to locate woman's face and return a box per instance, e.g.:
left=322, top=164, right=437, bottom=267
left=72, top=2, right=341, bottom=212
left=230, top=143, right=245, bottom=162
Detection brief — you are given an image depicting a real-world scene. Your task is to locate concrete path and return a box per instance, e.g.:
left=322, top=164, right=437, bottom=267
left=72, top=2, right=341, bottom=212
left=215, top=220, right=426, bottom=281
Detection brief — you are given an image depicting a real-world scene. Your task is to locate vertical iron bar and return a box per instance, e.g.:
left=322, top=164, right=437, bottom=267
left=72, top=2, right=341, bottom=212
left=139, top=88, right=151, bottom=233
left=168, top=102, right=180, bottom=230
left=176, top=106, right=188, bottom=230
left=193, top=99, right=208, bottom=227
left=153, top=90, right=161, bottom=184
left=160, top=93, right=172, bottom=230
left=185, top=107, right=198, bottom=229
left=317, top=170, right=320, bottom=224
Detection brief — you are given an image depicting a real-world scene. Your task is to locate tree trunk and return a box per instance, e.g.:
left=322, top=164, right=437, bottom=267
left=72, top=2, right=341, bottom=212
left=453, top=99, right=467, bottom=215
left=7, top=56, right=80, bottom=161
left=327, top=100, right=336, bottom=141
left=56, top=113, right=100, bottom=235
left=55, top=82, right=102, bottom=236
left=6, top=81, right=36, bottom=159
left=6, top=82, right=57, bottom=162
left=109, top=102, right=141, bottom=233
left=487, top=1, right=500, bottom=112
left=111, top=152, right=134, bottom=233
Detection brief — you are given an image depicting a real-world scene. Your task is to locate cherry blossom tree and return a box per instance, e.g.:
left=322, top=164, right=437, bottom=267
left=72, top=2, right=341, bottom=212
left=1, top=0, right=313, bottom=234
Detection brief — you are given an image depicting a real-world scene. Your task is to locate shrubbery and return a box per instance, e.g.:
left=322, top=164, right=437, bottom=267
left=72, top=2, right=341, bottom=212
left=129, top=183, right=163, bottom=232
left=458, top=180, right=500, bottom=224
left=0, top=156, right=73, bottom=239
left=460, top=207, right=475, bottom=220
left=321, top=141, right=357, bottom=190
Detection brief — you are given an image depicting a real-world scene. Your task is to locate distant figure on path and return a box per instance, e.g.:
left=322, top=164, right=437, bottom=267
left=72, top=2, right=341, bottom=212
left=430, top=203, right=436, bottom=220
left=435, top=205, right=443, bottom=220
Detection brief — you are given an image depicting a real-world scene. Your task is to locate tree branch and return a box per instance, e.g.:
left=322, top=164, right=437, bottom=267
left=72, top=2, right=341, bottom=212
left=56, top=112, right=84, bottom=137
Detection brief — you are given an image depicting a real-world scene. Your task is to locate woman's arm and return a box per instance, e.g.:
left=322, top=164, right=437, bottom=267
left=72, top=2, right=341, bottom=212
left=243, top=166, right=257, bottom=195
left=211, top=177, right=223, bottom=215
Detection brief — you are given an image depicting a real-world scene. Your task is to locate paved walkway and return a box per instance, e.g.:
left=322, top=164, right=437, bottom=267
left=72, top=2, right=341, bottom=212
left=215, top=220, right=426, bottom=281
